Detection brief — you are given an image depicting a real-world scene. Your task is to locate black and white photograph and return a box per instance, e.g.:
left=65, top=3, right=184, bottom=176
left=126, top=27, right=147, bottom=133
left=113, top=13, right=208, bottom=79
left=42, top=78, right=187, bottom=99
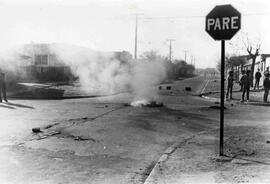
left=0, top=0, right=270, bottom=183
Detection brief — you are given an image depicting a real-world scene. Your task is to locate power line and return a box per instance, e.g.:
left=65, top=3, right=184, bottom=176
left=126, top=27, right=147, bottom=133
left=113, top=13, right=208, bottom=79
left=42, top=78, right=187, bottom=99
left=110, top=12, right=270, bottom=22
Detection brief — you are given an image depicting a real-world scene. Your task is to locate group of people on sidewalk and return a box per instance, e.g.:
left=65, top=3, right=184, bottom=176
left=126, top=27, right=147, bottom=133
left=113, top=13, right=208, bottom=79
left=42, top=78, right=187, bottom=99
left=226, top=68, right=270, bottom=103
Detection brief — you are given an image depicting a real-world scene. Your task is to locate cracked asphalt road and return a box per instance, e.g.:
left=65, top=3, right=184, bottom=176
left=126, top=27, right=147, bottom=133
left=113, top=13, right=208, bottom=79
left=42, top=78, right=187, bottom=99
left=0, top=77, right=217, bottom=184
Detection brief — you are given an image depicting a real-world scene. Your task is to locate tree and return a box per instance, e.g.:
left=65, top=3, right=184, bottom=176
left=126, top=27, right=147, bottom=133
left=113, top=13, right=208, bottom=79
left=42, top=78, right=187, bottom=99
left=226, top=55, right=247, bottom=70
left=242, top=36, right=261, bottom=87
left=216, top=55, right=247, bottom=73
left=139, top=51, right=195, bottom=79
left=139, top=50, right=164, bottom=62
left=173, top=60, right=195, bottom=78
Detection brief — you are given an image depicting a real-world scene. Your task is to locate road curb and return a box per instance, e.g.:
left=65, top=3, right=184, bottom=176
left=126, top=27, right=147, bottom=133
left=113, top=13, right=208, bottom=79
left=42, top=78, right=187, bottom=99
left=143, top=141, right=187, bottom=184
left=144, top=131, right=207, bottom=184
left=201, top=94, right=270, bottom=106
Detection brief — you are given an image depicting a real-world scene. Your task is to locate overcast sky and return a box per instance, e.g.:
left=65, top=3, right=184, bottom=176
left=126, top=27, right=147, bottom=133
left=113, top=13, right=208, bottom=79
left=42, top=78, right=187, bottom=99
left=0, top=0, right=269, bottom=68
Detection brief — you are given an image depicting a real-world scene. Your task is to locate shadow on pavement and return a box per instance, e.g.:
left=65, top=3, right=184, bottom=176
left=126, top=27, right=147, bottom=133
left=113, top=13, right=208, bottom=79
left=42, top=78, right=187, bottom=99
left=6, top=102, right=35, bottom=109
left=0, top=104, right=16, bottom=109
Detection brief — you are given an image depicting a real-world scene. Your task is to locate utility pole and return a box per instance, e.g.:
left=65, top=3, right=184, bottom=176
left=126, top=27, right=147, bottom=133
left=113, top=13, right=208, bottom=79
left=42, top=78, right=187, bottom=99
left=191, top=55, right=195, bottom=66
left=167, top=39, right=176, bottom=62
left=183, top=50, right=188, bottom=63
left=134, top=13, right=143, bottom=59
left=134, top=14, right=138, bottom=59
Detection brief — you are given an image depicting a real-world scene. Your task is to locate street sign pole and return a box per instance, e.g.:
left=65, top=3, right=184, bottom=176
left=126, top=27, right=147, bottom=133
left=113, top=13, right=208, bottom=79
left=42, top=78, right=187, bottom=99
left=205, top=4, right=241, bottom=156
left=220, top=40, right=225, bottom=156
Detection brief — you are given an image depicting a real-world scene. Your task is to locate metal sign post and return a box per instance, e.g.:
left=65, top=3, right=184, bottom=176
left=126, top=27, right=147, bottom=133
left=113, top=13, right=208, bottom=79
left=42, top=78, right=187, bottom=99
left=220, top=40, right=225, bottom=155
left=205, top=4, right=241, bottom=156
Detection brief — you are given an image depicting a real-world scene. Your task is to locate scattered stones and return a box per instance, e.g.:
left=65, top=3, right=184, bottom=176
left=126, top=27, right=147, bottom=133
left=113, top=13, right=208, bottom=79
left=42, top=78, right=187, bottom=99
left=145, top=101, right=164, bottom=107
left=32, top=128, right=42, bottom=133
left=185, top=87, right=191, bottom=91
left=74, top=136, right=87, bottom=141
left=74, top=136, right=96, bottom=142
left=59, top=133, right=97, bottom=142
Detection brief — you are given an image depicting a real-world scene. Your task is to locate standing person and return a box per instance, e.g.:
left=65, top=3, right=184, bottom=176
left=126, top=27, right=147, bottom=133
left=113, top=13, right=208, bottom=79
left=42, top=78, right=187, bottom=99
left=239, top=70, right=245, bottom=91
left=0, top=68, right=8, bottom=103
left=226, top=71, right=234, bottom=100
left=240, top=70, right=252, bottom=102
left=254, top=68, right=262, bottom=90
left=263, top=72, right=270, bottom=102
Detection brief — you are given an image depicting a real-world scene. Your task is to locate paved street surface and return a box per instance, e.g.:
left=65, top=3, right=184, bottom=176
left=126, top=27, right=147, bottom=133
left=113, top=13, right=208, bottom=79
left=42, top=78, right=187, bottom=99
left=1, top=76, right=270, bottom=184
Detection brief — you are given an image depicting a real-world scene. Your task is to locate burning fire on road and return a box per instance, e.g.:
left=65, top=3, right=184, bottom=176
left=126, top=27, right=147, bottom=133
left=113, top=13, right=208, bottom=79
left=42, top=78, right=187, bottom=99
left=130, top=99, right=163, bottom=107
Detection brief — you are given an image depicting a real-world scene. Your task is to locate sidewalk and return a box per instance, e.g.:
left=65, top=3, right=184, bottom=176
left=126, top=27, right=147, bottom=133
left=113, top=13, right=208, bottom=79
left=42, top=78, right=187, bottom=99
left=144, top=77, right=270, bottom=184
left=145, top=126, right=270, bottom=184
left=201, top=77, right=269, bottom=105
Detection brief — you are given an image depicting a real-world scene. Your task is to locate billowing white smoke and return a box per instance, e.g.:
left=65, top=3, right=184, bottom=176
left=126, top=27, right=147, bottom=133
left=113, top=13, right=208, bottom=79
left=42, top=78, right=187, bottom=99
left=0, top=46, right=29, bottom=82
left=51, top=44, right=132, bottom=94
left=51, top=44, right=167, bottom=102
left=131, top=58, right=166, bottom=102
left=0, top=43, right=167, bottom=102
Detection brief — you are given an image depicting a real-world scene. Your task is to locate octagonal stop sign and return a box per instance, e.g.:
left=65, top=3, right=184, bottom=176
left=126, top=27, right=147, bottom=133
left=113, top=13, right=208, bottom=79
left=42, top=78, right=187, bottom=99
left=205, top=4, right=241, bottom=40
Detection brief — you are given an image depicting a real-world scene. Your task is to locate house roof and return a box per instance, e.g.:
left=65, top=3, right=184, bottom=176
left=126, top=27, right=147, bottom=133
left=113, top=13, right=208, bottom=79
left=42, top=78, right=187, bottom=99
left=261, top=54, right=270, bottom=59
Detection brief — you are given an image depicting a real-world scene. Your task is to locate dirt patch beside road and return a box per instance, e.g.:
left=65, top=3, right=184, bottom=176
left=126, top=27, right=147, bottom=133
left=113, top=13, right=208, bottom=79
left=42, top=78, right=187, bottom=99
left=145, top=125, right=270, bottom=184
